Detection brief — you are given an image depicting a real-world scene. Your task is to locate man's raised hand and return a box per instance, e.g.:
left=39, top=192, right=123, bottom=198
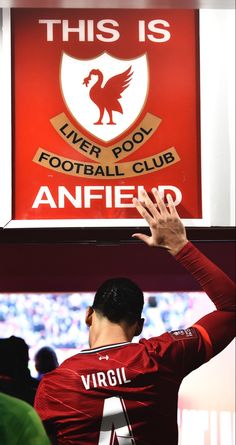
left=132, top=188, right=188, bottom=256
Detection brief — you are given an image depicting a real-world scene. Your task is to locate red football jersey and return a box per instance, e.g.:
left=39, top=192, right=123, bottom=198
left=35, top=328, right=208, bottom=445
left=35, top=242, right=236, bottom=444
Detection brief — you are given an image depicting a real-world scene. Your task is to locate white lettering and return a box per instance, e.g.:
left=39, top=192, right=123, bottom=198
left=62, top=19, right=85, bottom=41
left=84, top=186, right=104, bottom=208
left=87, top=19, right=94, bottom=42
left=38, top=19, right=61, bottom=41
left=38, top=18, right=119, bottom=42
left=138, top=20, right=145, bottom=42
left=107, top=370, right=117, bottom=386
left=99, top=397, right=135, bottom=444
left=81, top=374, right=90, bottom=390
left=92, top=373, right=98, bottom=388
left=97, top=372, right=108, bottom=387
left=58, top=186, right=82, bottom=208
left=32, top=185, right=183, bottom=209
left=105, top=186, right=112, bottom=208
left=147, top=19, right=171, bottom=42
left=97, top=19, right=120, bottom=42
left=115, top=186, right=136, bottom=208
left=81, top=367, right=131, bottom=390
left=116, top=368, right=123, bottom=385
left=121, top=367, right=131, bottom=384
left=139, top=19, right=171, bottom=42
left=39, top=18, right=170, bottom=43
left=158, top=185, right=182, bottom=206
left=32, top=186, right=57, bottom=208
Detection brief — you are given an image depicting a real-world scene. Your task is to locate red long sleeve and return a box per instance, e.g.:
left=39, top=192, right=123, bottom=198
left=175, top=242, right=236, bottom=311
left=175, top=242, right=235, bottom=357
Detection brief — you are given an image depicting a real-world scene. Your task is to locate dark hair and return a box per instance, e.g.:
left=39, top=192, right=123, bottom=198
left=0, top=336, right=29, bottom=379
left=92, top=277, right=144, bottom=324
left=34, top=346, right=59, bottom=374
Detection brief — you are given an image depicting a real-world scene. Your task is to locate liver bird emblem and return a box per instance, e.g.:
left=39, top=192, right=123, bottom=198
left=83, top=66, right=133, bottom=125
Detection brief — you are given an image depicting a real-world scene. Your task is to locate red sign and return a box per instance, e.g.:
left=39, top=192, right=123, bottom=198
left=12, top=9, right=201, bottom=222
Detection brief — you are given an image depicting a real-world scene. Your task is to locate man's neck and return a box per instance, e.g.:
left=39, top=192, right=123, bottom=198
left=90, top=330, right=131, bottom=349
left=89, top=316, right=135, bottom=349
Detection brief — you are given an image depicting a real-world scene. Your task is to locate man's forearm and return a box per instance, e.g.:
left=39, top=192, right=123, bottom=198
left=175, top=242, right=236, bottom=311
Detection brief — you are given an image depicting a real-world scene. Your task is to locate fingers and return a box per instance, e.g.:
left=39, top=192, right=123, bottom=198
left=166, top=193, right=179, bottom=217
left=133, top=188, right=179, bottom=220
left=151, top=188, right=168, bottom=216
left=140, top=189, right=162, bottom=218
left=132, top=197, right=155, bottom=226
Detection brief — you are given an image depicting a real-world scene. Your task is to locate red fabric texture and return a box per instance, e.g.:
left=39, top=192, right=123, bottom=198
left=176, top=242, right=235, bottom=355
left=175, top=241, right=236, bottom=311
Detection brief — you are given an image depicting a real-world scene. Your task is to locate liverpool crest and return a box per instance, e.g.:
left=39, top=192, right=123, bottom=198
left=60, top=52, right=149, bottom=142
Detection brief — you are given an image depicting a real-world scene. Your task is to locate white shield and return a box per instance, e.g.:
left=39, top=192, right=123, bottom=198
left=60, top=52, right=149, bottom=143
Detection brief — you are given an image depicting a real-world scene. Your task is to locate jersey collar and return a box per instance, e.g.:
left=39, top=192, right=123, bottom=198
left=79, top=342, right=131, bottom=354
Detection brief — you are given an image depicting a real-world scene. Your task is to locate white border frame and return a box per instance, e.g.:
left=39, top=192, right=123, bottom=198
left=0, top=9, right=234, bottom=229
left=0, top=8, right=11, bottom=228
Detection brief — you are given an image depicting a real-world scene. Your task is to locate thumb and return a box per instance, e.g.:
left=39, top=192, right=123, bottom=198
left=132, top=233, right=152, bottom=245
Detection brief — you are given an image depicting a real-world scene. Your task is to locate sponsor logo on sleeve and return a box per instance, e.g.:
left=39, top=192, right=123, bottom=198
left=170, top=328, right=198, bottom=341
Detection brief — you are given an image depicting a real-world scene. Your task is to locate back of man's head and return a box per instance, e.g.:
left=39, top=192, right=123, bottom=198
left=35, top=346, right=59, bottom=375
left=92, top=277, right=144, bottom=325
